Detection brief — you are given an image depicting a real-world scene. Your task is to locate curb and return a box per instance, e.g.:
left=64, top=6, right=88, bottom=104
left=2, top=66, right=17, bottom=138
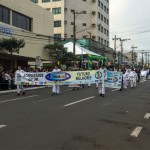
left=0, top=86, right=47, bottom=94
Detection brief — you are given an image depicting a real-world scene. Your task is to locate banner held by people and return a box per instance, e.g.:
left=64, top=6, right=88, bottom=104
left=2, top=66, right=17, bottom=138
left=15, top=70, right=122, bottom=89
left=15, top=70, right=103, bottom=86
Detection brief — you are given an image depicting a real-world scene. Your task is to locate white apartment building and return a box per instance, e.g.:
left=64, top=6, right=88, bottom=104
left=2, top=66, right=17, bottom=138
left=0, top=0, right=53, bottom=69
left=32, top=0, right=109, bottom=47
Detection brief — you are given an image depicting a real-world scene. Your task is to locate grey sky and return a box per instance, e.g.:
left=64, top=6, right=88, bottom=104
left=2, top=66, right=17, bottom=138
left=110, top=0, right=150, bottom=53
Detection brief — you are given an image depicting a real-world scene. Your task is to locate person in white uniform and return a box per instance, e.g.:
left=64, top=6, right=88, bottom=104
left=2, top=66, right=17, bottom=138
left=16, top=66, right=25, bottom=96
left=129, top=69, right=138, bottom=88
left=123, top=70, right=128, bottom=89
left=52, top=66, right=61, bottom=95
left=98, top=64, right=107, bottom=97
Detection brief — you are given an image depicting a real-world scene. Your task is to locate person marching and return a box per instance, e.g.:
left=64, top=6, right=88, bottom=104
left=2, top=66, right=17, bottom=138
left=52, top=65, right=61, bottom=95
left=98, top=64, right=107, bottom=97
left=123, top=70, right=128, bottom=89
left=16, top=66, right=25, bottom=96
left=129, top=68, right=138, bottom=88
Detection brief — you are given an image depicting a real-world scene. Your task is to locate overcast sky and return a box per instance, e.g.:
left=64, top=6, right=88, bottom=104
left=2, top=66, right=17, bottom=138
left=109, top=0, right=150, bottom=54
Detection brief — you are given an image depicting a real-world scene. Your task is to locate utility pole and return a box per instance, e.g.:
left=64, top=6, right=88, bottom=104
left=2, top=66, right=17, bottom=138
left=112, top=35, right=120, bottom=65
left=148, top=55, right=150, bottom=67
left=141, top=51, right=144, bottom=67
left=145, top=53, right=148, bottom=66
left=73, top=11, right=76, bottom=56
left=120, top=38, right=130, bottom=65
left=131, top=45, right=137, bottom=67
left=72, top=11, right=85, bottom=57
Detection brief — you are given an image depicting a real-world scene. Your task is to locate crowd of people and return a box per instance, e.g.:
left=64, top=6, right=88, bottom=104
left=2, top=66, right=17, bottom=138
left=0, top=67, right=50, bottom=91
left=0, top=64, right=149, bottom=98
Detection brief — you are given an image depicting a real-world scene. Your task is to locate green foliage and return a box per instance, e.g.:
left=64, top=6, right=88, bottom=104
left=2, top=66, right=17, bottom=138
left=44, top=42, right=75, bottom=66
left=0, top=37, right=25, bottom=54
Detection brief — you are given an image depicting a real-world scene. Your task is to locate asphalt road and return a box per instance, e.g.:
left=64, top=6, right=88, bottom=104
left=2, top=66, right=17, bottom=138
left=0, top=79, right=149, bottom=150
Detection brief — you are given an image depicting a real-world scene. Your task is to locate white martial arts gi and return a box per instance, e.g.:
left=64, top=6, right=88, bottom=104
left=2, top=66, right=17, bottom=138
left=16, top=69, right=25, bottom=94
left=123, top=73, right=128, bottom=89
left=98, top=68, right=107, bottom=95
left=129, top=71, right=138, bottom=88
left=52, top=68, right=61, bottom=94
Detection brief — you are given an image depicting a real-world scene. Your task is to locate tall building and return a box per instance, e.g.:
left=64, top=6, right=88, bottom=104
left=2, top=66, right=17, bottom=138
left=31, top=0, right=109, bottom=47
left=0, top=0, right=53, bottom=69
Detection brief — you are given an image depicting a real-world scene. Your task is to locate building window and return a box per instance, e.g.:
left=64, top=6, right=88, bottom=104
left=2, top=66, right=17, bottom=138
left=101, top=26, right=103, bottom=33
left=107, top=8, right=109, bottom=14
left=42, top=0, right=50, bottom=2
left=98, top=25, right=101, bottom=31
left=98, top=0, right=100, bottom=7
left=54, top=20, right=61, bottom=27
left=101, top=14, right=103, bottom=21
left=71, top=9, right=75, bottom=13
left=107, top=30, right=109, bottom=36
left=98, top=36, right=100, bottom=43
left=52, top=0, right=61, bottom=1
left=104, top=28, right=106, bottom=34
left=52, top=7, right=61, bottom=14
left=107, top=19, right=109, bottom=25
left=104, top=17, right=106, bottom=23
left=31, top=0, right=38, bottom=3
left=64, top=34, right=67, bottom=38
left=54, top=34, right=61, bottom=39
left=107, top=41, right=109, bottom=46
left=101, top=38, right=103, bottom=44
left=104, top=6, right=106, bottom=12
left=82, top=23, right=86, bottom=26
left=0, top=5, right=10, bottom=24
left=104, top=40, right=106, bottom=45
left=101, top=2, right=103, bottom=9
left=12, top=11, right=32, bottom=31
left=98, top=12, right=100, bottom=19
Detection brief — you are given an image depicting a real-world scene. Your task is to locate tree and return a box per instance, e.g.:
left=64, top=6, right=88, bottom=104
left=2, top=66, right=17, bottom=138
left=0, top=37, right=25, bottom=54
left=44, top=42, right=75, bottom=67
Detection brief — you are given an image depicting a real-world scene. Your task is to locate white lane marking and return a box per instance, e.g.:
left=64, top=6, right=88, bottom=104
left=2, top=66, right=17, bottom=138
left=103, top=103, right=110, bottom=106
left=112, top=89, right=119, bottom=92
left=32, top=98, right=49, bottom=103
left=144, top=113, right=150, bottom=119
left=140, top=80, right=146, bottom=83
left=130, top=126, right=143, bottom=137
left=0, top=95, right=38, bottom=103
left=64, top=96, right=95, bottom=107
left=0, top=125, right=7, bottom=128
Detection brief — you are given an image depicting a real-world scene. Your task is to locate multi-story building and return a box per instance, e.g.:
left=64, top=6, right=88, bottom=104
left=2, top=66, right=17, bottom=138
left=32, top=0, right=109, bottom=47
left=0, top=0, right=53, bottom=69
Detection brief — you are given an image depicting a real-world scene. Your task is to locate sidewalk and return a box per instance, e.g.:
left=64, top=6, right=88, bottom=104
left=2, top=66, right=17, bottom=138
left=0, top=86, right=47, bottom=94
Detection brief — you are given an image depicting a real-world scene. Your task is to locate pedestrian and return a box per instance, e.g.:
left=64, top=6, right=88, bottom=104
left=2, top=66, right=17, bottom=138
left=4, top=70, right=12, bottom=90
left=129, top=68, right=138, bottom=88
left=16, top=66, right=25, bottom=96
left=136, top=68, right=141, bottom=82
left=124, top=69, right=130, bottom=87
left=123, top=70, right=128, bottom=89
left=52, top=65, right=61, bottom=95
left=98, top=64, right=107, bottom=97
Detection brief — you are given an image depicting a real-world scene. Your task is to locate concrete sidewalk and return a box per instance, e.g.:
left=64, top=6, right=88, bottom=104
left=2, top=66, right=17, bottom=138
left=0, top=86, right=47, bottom=94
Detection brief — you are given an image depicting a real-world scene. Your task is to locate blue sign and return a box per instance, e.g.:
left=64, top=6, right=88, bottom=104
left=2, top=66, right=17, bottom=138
left=45, top=72, right=71, bottom=82
left=0, top=25, right=13, bottom=36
